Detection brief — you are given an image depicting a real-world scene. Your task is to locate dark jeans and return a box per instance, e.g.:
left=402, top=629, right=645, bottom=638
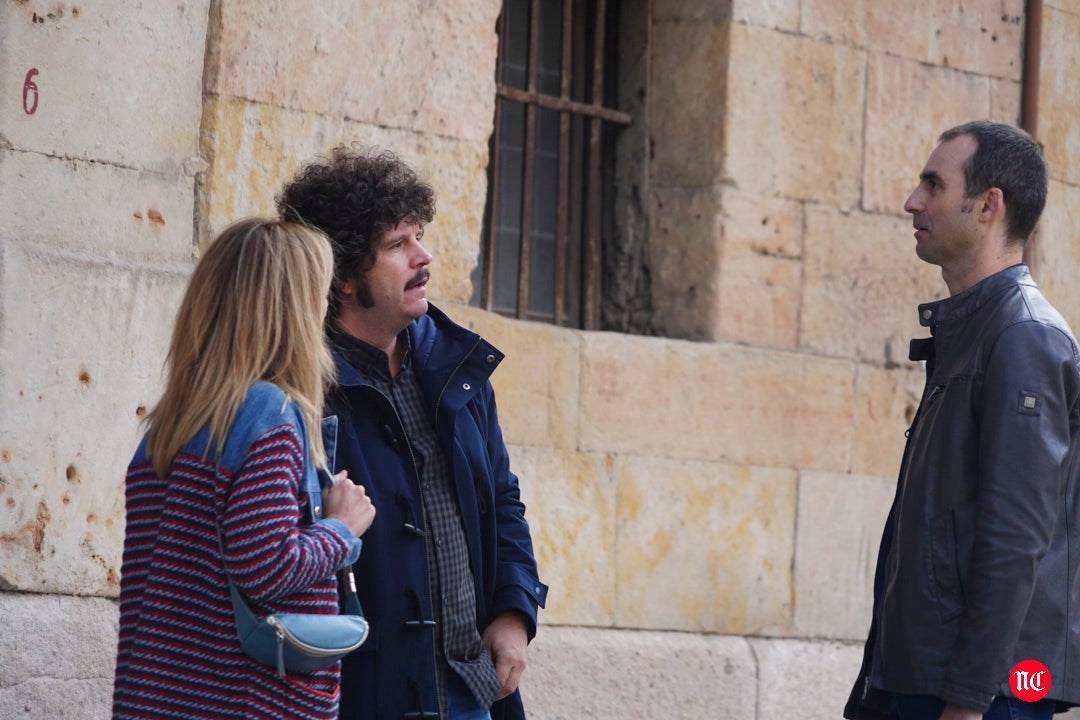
left=895, top=694, right=1055, bottom=720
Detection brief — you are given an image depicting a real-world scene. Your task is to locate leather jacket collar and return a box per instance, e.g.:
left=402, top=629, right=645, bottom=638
left=916, top=263, right=1029, bottom=328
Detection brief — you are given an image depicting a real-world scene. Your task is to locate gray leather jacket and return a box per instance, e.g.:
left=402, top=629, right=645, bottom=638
left=845, top=264, right=1080, bottom=718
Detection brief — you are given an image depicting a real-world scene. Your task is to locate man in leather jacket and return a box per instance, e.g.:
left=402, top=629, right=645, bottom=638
left=845, top=121, right=1080, bottom=720
left=278, top=147, right=548, bottom=720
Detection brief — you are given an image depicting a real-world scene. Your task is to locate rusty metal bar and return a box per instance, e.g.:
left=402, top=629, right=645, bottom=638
left=1020, top=0, right=1042, bottom=138
left=1021, top=0, right=1043, bottom=269
left=496, top=85, right=632, bottom=125
left=553, top=0, right=573, bottom=326
left=517, top=0, right=541, bottom=319
left=582, top=0, right=607, bottom=330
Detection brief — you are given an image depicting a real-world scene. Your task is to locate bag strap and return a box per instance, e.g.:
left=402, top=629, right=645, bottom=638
left=214, top=397, right=362, bottom=619
left=215, top=520, right=365, bottom=620
left=215, top=463, right=365, bottom=620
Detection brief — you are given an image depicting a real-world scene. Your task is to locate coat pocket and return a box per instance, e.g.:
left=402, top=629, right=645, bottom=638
left=928, top=510, right=967, bottom=623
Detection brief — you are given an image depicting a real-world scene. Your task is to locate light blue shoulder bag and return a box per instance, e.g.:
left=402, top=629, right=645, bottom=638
left=218, top=415, right=369, bottom=677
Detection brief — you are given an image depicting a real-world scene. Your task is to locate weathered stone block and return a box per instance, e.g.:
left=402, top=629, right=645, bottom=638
left=732, top=0, right=799, bottom=31
left=198, top=95, right=346, bottom=240
left=0, top=242, right=185, bottom=595
left=653, top=0, right=733, bottom=22
left=1039, top=5, right=1080, bottom=188
left=199, top=96, right=488, bottom=303
left=614, top=455, right=796, bottom=635
left=990, top=76, right=1023, bottom=127
left=522, top=626, right=756, bottom=720
left=579, top=333, right=856, bottom=472
left=0, top=0, right=208, bottom=169
left=649, top=186, right=805, bottom=347
left=449, top=304, right=581, bottom=451
left=0, top=592, right=118, bottom=683
left=649, top=18, right=729, bottom=187
left=647, top=186, right=722, bottom=340
left=205, top=0, right=500, bottom=144
left=750, top=637, right=866, bottom=720
left=852, top=363, right=925, bottom=479
left=717, top=189, right=804, bottom=349
left=863, top=54, right=992, bottom=215
left=800, top=205, right=945, bottom=364
left=0, top=593, right=118, bottom=719
left=1031, top=181, right=1080, bottom=334
left=799, top=0, right=934, bottom=59
left=0, top=678, right=114, bottom=720
left=793, top=471, right=895, bottom=640
left=928, top=1, right=1024, bottom=81
left=725, top=23, right=865, bottom=209
left=0, top=149, right=195, bottom=263
left=506, top=446, right=615, bottom=627
left=800, top=0, right=1023, bottom=81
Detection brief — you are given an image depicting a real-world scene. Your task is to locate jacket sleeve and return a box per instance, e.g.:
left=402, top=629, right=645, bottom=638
left=480, top=384, right=549, bottom=638
left=938, top=321, right=1079, bottom=710
left=221, top=417, right=359, bottom=603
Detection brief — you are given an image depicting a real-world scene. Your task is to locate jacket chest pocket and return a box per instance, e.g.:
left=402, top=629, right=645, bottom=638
left=926, top=373, right=975, bottom=406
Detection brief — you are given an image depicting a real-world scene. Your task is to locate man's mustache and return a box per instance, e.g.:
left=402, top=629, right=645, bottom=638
left=406, top=269, right=430, bottom=289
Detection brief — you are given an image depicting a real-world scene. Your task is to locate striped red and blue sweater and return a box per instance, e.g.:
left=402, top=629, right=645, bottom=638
left=112, top=382, right=360, bottom=720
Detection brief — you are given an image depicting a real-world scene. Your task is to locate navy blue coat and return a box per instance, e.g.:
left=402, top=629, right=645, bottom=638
left=327, top=305, right=548, bottom=720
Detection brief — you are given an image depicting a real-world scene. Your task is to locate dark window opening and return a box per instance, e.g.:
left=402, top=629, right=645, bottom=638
left=475, top=0, right=631, bottom=329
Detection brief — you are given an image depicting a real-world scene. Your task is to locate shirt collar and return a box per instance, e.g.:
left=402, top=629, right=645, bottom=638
left=327, top=324, right=412, bottom=381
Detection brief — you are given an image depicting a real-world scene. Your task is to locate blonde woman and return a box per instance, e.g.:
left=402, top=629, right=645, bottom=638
left=112, top=218, right=375, bottom=720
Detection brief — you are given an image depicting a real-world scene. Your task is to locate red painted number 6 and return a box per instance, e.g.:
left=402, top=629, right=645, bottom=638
left=23, top=68, right=39, bottom=115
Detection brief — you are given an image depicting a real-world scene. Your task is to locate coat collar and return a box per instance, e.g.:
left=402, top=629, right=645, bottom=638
left=916, top=263, right=1031, bottom=328
left=331, top=303, right=504, bottom=390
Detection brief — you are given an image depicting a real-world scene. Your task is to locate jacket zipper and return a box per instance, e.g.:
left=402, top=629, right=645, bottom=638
left=905, top=383, right=944, bottom=438
left=925, top=383, right=944, bottom=403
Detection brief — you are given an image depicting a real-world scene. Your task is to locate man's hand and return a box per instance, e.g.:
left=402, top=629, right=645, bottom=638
left=482, top=612, right=529, bottom=700
left=938, top=702, right=982, bottom=720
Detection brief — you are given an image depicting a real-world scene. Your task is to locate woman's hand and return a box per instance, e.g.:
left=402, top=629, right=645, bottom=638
left=323, top=470, right=376, bottom=537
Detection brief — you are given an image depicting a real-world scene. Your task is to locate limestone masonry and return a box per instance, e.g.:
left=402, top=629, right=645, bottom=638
left=2, top=1, right=1079, bottom=718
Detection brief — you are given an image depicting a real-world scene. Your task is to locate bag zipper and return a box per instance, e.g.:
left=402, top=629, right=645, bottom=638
left=266, top=615, right=369, bottom=677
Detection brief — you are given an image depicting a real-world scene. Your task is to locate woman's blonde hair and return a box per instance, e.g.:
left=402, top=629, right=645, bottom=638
left=146, top=218, right=336, bottom=478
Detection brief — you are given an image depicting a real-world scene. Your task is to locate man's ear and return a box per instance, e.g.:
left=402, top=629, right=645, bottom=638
left=336, top=277, right=354, bottom=299
left=978, top=187, right=1006, bottom=225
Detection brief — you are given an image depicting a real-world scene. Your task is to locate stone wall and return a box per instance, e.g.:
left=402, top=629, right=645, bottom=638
left=2, top=1, right=1080, bottom=719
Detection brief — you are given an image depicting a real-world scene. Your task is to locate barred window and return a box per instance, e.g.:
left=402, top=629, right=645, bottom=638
left=476, top=0, right=630, bottom=329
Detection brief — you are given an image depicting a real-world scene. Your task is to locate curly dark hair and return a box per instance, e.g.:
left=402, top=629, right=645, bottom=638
left=276, top=145, right=436, bottom=318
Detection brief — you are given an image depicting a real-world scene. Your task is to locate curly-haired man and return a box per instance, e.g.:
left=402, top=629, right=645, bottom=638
left=279, top=147, right=547, bottom=720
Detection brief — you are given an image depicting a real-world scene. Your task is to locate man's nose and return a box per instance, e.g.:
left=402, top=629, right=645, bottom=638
left=413, top=242, right=433, bottom=266
left=903, top=189, right=921, bottom=215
